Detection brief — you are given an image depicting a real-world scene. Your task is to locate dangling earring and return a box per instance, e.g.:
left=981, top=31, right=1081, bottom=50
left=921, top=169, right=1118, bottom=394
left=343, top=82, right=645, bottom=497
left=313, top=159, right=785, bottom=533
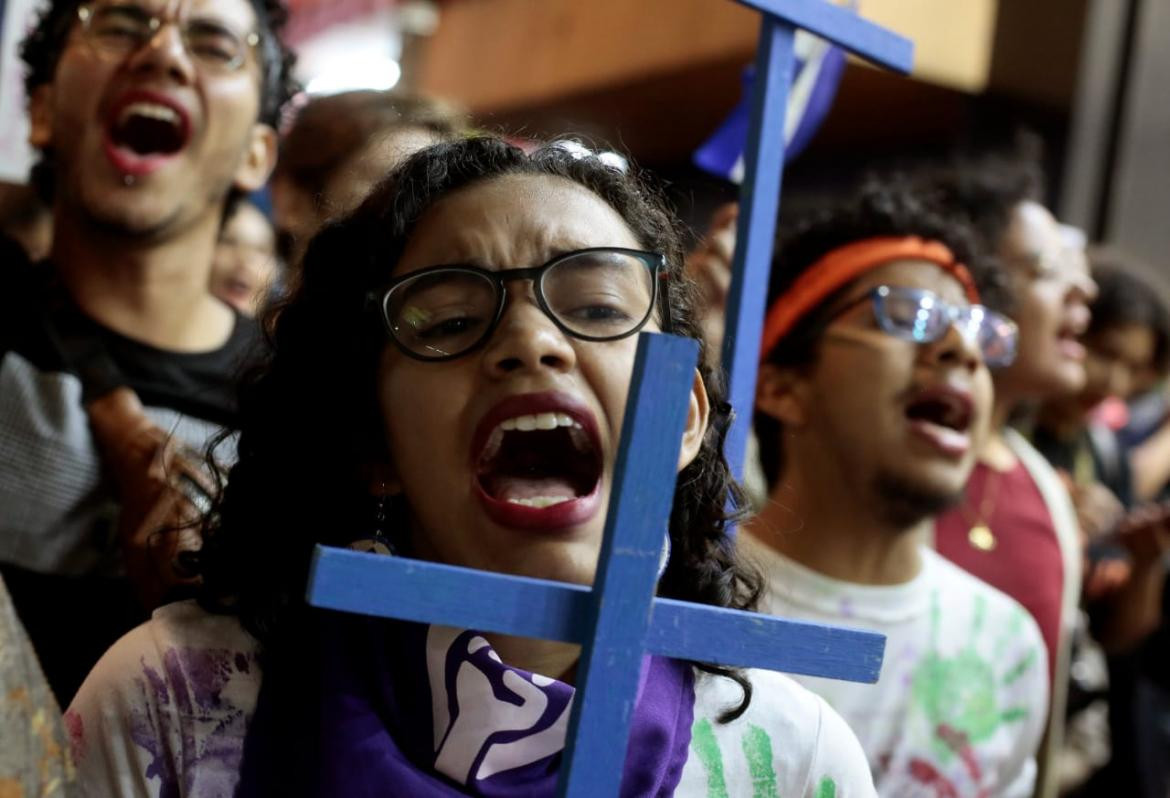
left=349, top=484, right=396, bottom=556
left=657, top=527, right=672, bottom=580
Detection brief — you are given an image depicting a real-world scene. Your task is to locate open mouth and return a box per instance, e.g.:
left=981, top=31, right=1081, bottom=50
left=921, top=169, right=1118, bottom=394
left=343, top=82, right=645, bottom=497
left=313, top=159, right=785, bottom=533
left=476, top=412, right=601, bottom=508
left=1055, top=306, right=1091, bottom=362
left=471, top=393, right=604, bottom=530
left=904, top=389, right=973, bottom=433
left=103, top=92, right=191, bottom=174
left=904, top=386, right=975, bottom=458
left=1056, top=327, right=1087, bottom=361
left=223, top=276, right=255, bottom=296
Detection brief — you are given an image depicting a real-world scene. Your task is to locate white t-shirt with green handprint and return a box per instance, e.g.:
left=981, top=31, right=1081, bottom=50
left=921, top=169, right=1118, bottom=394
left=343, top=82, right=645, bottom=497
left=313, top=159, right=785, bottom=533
left=740, top=537, right=1049, bottom=798
left=680, top=668, right=878, bottom=797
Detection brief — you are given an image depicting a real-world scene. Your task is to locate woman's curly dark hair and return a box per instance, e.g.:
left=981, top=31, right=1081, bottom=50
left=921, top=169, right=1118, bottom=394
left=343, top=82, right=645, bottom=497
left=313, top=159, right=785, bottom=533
left=20, top=0, right=298, bottom=201
left=756, top=174, right=994, bottom=487
left=199, top=135, right=761, bottom=720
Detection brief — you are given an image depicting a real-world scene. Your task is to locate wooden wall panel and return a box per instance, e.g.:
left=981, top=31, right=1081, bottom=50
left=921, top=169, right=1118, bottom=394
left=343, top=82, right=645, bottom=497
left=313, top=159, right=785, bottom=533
left=858, top=0, right=996, bottom=92
left=420, top=0, right=998, bottom=114
left=987, top=0, right=1089, bottom=108
left=421, top=0, right=759, bottom=112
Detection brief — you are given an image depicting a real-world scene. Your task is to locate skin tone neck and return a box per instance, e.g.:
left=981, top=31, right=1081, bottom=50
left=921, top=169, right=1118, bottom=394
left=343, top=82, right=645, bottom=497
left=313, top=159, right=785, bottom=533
left=402, top=518, right=584, bottom=680
left=51, top=201, right=236, bottom=352
left=745, top=458, right=927, bottom=586
left=490, top=635, right=580, bottom=684
left=980, top=380, right=1023, bottom=472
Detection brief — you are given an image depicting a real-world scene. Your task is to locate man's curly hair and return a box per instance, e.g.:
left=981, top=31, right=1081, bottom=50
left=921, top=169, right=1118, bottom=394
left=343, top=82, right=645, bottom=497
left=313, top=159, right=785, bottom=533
left=913, top=145, right=1045, bottom=315
left=756, top=174, right=995, bottom=487
left=20, top=0, right=298, bottom=200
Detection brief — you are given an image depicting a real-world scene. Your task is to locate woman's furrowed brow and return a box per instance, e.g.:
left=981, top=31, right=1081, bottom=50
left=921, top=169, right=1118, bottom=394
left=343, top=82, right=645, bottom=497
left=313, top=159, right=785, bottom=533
left=421, top=246, right=593, bottom=272
left=427, top=258, right=493, bottom=270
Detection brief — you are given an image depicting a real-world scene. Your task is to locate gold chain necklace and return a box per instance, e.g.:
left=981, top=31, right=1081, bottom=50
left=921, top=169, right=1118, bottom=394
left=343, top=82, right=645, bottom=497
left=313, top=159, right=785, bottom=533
left=960, top=467, right=1001, bottom=551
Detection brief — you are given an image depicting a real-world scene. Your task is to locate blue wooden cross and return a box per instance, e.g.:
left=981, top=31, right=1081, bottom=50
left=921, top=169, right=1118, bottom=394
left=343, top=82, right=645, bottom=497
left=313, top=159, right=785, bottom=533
left=309, top=335, right=882, bottom=796
left=307, top=2, right=913, bottom=796
left=721, top=0, right=913, bottom=478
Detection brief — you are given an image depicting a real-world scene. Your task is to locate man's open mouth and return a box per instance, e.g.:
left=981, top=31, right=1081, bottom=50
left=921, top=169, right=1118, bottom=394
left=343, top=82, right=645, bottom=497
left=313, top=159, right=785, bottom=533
left=103, top=91, right=191, bottom=173
left=1056, top=325, right=1087, bottom=362
left=903, top=385, right=976, bottom=458
left=475, top=410, right=602, bottom=509
left=904, top=388, right=973, bottom=434
left=224, top=276, right=256, bottom=295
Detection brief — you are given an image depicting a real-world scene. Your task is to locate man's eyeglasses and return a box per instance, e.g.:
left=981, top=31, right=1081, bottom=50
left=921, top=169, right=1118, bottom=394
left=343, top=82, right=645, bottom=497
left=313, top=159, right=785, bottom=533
left=374, top=247, right=668, bottom=362
left=834, top=285, right=1019, bottom=369
left=77, top=1, right=260, bottom=73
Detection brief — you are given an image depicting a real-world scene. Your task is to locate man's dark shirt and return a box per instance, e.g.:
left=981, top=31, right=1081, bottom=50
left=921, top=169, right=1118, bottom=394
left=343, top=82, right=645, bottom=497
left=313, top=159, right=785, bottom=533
left=1032, top=422, right=1133, bottom=508
left=0, top=253, right=260, bottom=702
left=1034, top=420, right=1170, bottom=795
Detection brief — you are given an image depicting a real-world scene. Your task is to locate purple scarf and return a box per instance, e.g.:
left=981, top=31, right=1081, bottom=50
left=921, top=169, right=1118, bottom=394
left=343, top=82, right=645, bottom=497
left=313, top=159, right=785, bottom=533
left=240, top=618, right=694, bottom=797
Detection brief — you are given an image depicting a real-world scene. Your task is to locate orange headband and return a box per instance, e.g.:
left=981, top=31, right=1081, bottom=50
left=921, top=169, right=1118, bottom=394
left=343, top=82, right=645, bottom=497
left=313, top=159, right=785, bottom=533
left=759, top=236, right=979, bottom=362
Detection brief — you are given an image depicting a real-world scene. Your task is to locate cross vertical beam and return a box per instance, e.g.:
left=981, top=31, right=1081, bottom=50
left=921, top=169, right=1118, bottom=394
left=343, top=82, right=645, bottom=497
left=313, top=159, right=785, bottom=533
left=721, top=0, right=912, bottom=480
left=720, top=18, right=796, bottom=479
left=556, top=334, right=700, bottom=798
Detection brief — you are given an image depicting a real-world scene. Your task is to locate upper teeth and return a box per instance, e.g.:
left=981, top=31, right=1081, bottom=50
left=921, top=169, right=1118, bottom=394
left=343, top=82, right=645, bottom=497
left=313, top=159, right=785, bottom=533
left=480, top=412, right=589, bottom=462
left=119, top=102, right=180, bottom=127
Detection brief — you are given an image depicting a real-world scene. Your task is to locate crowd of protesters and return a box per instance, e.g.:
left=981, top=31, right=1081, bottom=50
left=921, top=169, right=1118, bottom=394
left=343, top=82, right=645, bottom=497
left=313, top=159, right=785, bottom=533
left=0, top=1, right=1166, bottom=796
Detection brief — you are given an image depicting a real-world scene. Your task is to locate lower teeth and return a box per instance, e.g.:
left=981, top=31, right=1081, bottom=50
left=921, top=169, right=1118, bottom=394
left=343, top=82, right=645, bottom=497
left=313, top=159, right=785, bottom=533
left=506, top=496, right=570, bottom=508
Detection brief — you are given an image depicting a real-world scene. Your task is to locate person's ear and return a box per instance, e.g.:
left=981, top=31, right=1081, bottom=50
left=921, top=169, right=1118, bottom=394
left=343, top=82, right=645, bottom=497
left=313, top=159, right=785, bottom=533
left=232, top=123, right=278, bottom=193
left=677, top=369, right=710, bottom=471
left=755, top=363, right=810, bottom=427
left=28, top=85, right=54, bottom=150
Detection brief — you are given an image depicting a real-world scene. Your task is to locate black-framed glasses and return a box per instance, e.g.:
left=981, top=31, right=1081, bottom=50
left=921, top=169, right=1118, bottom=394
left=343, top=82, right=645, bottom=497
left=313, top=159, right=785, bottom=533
left=833, top=285, right=1019, bottom=369
left=77, top=1, right=260, bottom=73
left=374, top=247, right=668, bottom=362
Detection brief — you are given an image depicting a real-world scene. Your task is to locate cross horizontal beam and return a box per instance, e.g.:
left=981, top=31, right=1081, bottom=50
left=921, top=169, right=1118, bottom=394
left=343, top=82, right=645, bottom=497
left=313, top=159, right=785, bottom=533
left=646, top=599, right=884, bottom=682
left=734, top=0, right=913, bottom=73
left=308, top=545, right=885, bottom=683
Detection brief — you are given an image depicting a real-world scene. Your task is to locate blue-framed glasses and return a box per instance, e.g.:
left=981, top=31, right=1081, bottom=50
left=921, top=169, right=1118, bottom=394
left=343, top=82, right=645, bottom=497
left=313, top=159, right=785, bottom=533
left=374, top=247, right=669, bottom=362
left=834, top=285, right=1018, bottom=369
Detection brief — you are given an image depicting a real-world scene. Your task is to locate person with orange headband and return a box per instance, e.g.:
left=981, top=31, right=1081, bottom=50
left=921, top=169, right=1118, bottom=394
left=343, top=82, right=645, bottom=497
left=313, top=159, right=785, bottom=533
left=923, top=152, right=1098, bottom=798
left=739, top=178, right=1049, bottom=796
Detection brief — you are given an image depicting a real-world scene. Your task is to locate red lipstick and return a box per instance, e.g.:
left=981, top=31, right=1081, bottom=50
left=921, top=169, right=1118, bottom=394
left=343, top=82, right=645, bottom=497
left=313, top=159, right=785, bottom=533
left=471, top=391, right=604, bottom=532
